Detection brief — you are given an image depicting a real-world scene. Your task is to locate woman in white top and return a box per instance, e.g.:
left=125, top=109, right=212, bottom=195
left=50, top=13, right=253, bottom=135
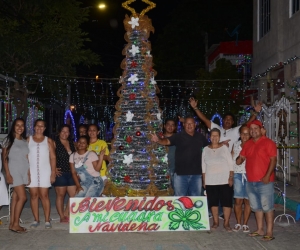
left=28, top=119, right=56, bottom=229
left=202, top=128, right=234, bottom=231
left=231, top=125, right=251, bottom=233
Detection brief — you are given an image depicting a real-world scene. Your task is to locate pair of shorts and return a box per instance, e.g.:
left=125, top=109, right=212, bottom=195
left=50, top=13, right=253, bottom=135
left=206, top=184, right=233, bottom=208
left=246, top=181, right=274, bottom=212
left=52, top=172, right=75, bottom=187
left=233, top=173, right=248, bottom=199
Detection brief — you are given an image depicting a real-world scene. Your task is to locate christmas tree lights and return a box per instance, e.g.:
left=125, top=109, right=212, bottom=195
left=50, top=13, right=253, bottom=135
left=106, top=4, right=170, bottom=196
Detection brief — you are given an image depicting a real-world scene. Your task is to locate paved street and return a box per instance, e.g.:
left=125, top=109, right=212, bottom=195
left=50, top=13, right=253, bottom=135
left=0, top=187, right=300, bottom=250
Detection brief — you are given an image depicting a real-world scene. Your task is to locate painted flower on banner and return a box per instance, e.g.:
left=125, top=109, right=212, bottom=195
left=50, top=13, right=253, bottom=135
left=128, top=17, right=139, bottom=29
left=123, top=154, right=133, bottom=166
left=168, top=197, right=205, bottom=231
left=128, top=74, right=139, bottom=84
left=126, top=111, right=134, bottom=122
left=129, top=45, right=140, bottom=56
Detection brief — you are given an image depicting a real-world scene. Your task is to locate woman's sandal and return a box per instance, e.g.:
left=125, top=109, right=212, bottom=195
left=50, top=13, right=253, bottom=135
left=242, top=225, right=250, bottom=233
left=261, top=235, right=275, bottom=241
left=232, top=224, right=241, bottom=232
left=224, top=226, right=233, bottom=232
left=211, top=224, right=218, bottom=230
left=249, top=231, right=264, bottom=237
left=60, top=216, right=69, bottom=223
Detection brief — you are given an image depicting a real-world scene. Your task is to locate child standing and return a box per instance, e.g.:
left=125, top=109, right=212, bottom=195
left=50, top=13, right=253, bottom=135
left=70, top=136, right=104, bottom=197
left=87, top=124, right=110, bottom=187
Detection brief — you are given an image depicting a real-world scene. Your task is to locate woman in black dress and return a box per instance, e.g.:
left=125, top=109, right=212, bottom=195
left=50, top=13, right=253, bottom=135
left=53, top=124, right=76, bottom=222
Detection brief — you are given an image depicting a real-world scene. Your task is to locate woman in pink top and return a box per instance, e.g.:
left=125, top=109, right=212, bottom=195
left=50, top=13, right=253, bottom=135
left=69, top=136, right=105, bottom=197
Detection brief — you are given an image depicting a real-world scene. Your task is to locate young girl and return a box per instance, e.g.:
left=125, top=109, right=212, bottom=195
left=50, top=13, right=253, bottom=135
left=70, top=136, right=104, bottom=197
left=232, top=125, right=251, bottom=233
left=87, top=124, right=110, bottom=187
left=2, top=118, right=30, bottom=233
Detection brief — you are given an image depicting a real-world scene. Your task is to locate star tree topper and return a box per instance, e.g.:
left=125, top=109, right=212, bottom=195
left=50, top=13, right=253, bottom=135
left=126, top=111, right=134, bottom=122
left=123, top=154, right=133, bottom=166
left=128, top=17, right=139, bottom=29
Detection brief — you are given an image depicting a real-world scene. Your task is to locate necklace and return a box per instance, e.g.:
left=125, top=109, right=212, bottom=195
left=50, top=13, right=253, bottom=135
left=210, top=146, right=219, bottom=152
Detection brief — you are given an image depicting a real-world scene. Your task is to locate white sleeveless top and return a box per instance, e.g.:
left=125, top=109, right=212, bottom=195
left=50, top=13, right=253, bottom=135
left=28, top=136, right=51, bottom=188
left=232, top=141, right=246, bottom=174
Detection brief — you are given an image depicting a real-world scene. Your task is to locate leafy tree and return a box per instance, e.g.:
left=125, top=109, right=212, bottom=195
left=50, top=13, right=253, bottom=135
left=0, top=0, right=100, bottom=118
left=0, top=0, right=100, bottom=76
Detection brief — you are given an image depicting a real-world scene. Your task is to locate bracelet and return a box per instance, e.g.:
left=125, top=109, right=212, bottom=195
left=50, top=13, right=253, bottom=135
left=193, top=107, right=198, bottom=110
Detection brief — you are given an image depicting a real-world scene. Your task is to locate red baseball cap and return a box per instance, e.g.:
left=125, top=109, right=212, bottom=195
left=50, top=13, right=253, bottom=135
left=247, top=120, right=263, bottom=128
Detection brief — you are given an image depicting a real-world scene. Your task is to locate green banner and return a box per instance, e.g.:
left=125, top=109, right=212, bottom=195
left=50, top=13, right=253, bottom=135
left=70, top=196, right=210, bottom=233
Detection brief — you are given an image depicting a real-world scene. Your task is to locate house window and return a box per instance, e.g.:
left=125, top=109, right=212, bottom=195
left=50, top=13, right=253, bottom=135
left=259, top=0, right=271, bottom=39
left=291, top=0, right=300, bottom=15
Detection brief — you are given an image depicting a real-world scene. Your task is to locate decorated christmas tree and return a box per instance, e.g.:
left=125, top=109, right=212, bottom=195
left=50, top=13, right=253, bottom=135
left=105, top=1, right=171, bottom=197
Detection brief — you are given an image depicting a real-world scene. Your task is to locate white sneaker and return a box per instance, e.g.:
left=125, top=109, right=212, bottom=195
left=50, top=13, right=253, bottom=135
left=45, top=222, right=52, bottom=229
left=30, top=221, right=40, bottom=228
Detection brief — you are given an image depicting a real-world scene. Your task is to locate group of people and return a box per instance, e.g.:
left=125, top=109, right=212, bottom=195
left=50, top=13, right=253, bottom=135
left=0, top=119, right=109, bottom=233
left=151, top=97, right=277, bottom=241
left=0, top=100, right=277, bottom=240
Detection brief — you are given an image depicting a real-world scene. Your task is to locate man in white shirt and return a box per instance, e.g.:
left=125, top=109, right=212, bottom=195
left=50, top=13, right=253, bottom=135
left=189, top=97, right=262, bottom=152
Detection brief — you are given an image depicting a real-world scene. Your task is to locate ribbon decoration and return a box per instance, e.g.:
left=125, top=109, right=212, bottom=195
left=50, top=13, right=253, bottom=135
left=168, top=208, right=205, bottom=230
left=122, top=0, right=156, bottom=17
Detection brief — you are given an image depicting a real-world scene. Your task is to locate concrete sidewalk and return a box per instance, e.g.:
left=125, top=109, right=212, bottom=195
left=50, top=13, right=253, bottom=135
left=0, top=187, right=300, bottom=250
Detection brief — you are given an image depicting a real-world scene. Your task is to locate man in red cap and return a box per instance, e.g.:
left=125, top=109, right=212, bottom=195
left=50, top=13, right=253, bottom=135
left=236, top=120, right=277, bottom=241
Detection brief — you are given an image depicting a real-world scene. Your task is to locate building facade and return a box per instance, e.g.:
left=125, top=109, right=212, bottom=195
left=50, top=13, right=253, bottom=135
left=252, top=0, right=300, bottom=183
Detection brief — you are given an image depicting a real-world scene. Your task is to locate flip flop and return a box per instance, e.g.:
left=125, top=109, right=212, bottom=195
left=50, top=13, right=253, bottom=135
left=224, top=226, right=233, bottom=232
left=249, top=231, right=264, bottom=237
left=9, top=229, right=21, bottom=234
left=261, top=235, right=275, bottom=241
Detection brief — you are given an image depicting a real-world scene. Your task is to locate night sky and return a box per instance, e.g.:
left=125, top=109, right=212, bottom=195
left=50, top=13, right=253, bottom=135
left=78, top=0, right=252, bottom=78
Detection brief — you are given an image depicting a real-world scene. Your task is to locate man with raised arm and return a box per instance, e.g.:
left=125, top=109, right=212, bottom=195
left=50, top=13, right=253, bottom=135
left=189, top=97, right=262, bottom=152
left=151, top=116, right=208, bottom=196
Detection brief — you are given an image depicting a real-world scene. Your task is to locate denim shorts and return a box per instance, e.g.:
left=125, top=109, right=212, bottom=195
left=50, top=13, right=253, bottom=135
left=233, top=173, right=248, bottom=199
left=246, top=181, right=274, bottom=212
left=52, top=172, right=75, bottom=187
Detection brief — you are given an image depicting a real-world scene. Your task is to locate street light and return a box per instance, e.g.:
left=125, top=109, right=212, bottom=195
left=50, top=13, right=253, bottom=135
left=98, top=3, right=106, bottom=9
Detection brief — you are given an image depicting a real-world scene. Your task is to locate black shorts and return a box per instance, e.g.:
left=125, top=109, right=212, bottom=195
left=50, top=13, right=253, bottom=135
left=206, top=184, right=233, bottom=208
left=52, top=172, right=75, bottom=187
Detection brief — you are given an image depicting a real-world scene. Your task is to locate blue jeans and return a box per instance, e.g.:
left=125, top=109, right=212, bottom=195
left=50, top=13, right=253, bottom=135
left=246, top=181, right=274, bottom=212
left=234, top=173, right=248, bottom=199
left=75, top=165, right=104, bottom=197
left=174, top=173, right=202, bottom=196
